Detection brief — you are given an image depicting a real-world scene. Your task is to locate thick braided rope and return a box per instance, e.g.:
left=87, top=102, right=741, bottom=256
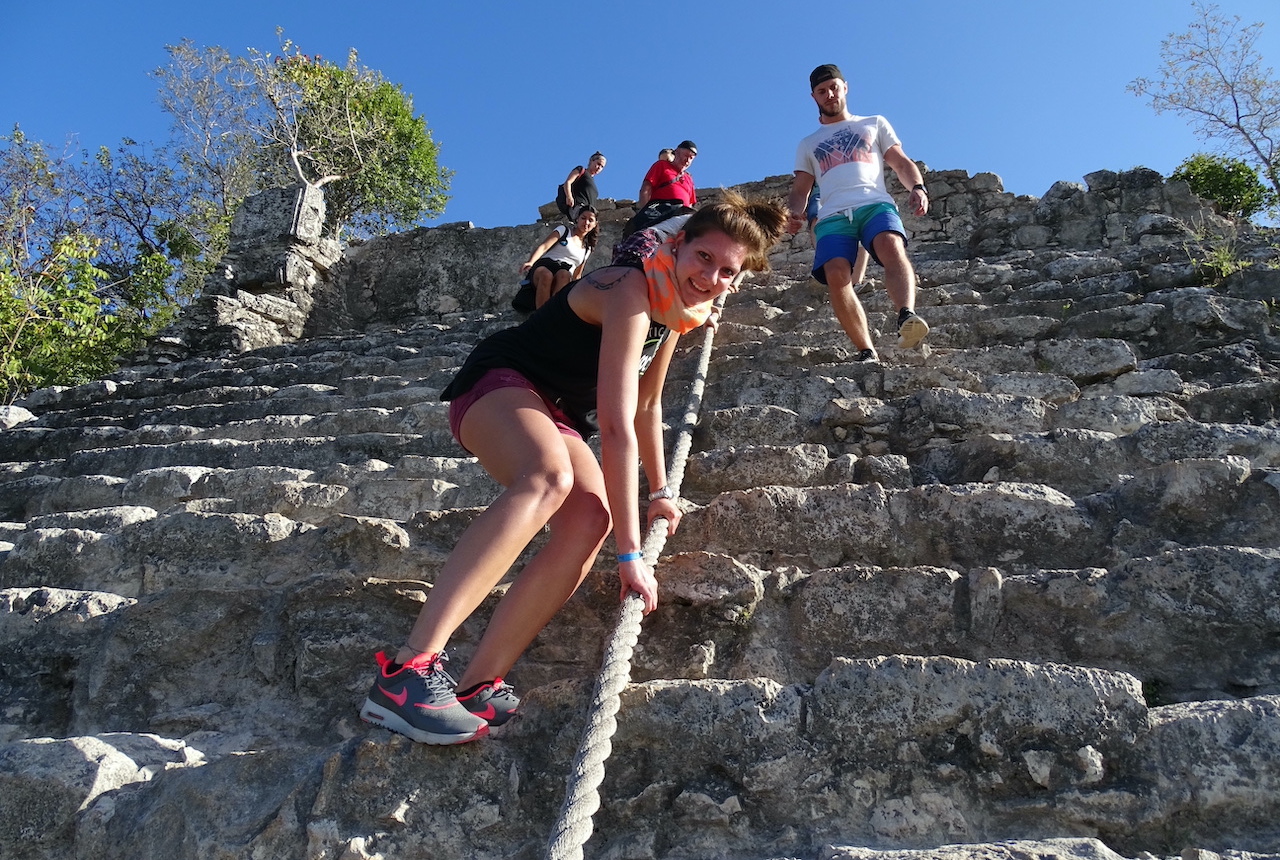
left=545, top=299, right=723, bottom=860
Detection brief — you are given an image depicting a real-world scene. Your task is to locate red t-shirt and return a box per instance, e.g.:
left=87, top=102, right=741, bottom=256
left=642, top=161, right=696, bottom=206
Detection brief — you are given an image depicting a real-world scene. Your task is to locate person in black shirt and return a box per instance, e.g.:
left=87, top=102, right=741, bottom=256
left=359, top=191, right=787, bottom=745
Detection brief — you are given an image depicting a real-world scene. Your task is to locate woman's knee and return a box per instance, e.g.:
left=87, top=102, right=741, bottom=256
left=519, top=464, right=577, bottom=511
left=553, top=487, right=612, bottom=546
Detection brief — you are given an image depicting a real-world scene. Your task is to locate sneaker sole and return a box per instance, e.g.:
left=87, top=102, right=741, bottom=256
left=897, top=316, right=930, bottom=349
left=360, top=699, right=490, bottom=745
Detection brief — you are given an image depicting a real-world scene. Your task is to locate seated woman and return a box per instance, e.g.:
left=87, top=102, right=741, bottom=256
left=359, top=190, right=788, bottom=744
left=520, top=206, right=600, bottom=309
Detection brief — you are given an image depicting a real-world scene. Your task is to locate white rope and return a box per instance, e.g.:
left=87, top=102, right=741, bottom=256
left=545, top=298, right=724, bottom=860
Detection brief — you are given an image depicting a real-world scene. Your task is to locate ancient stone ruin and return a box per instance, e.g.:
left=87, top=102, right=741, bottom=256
left=1, top=165, right=1279, bottom=860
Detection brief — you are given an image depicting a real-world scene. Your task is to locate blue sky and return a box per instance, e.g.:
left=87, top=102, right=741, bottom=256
left=3, top=0, right=1277, bottom=229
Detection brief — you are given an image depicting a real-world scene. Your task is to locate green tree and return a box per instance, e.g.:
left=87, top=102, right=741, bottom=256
left=250, top=37, right=451, bottom=236
left=1, top=127, right=176, bottom=403
left=148, top=39, right=262, bottom=296
left=1129, top=2, right=1280, bottom=201
left=1171, top=152, right=1274, bottom=220
left=4, top=33, right=450, bottom=401
left=0, top=128, right=147, bottom=402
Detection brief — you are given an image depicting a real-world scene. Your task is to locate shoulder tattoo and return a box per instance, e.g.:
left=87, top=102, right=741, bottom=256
left=584, top=267, right=631, bottom=292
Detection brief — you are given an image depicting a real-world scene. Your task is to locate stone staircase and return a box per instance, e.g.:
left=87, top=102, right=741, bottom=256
left=1, top=186, right=1279, bottom=860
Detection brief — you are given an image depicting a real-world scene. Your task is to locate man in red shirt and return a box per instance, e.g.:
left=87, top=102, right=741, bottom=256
left=638, top=140, right=697, bottom=207
left=622, top=141, right=698, bottom=238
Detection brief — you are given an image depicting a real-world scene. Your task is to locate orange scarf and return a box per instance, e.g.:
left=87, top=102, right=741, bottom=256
left=642, top=240, right=714, bottom=334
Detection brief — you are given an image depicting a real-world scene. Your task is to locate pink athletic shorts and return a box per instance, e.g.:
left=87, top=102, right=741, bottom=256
left=447, top=367, right=584, bottom=454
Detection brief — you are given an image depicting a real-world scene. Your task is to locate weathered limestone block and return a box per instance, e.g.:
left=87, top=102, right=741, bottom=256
left=0, top=587, right=135, bottom=742
left=702, top=404, right=807, bottom=448
left=1053, top=395, right=1187, bottom=435
left=683, top=443, right=832, bottom=499
left=112, top=510, right=316, bottom=594
left=1105, top=548, right=1280, bottom=694
left=1087, top=368, right=1185, bottom=398
left=882, top=364, right=986, bottom=397
left=918, top=429, right=1130, bottom=496
left=984, top=372, right=1080, bottom=404
left=889, top=481, right=1102, bottom=569
left=0, top=475, right=61, bottom=519
left=803, top=656, right=1149, bottom=845
left=121, top=466, right=215, bottom=508
left=0, top=406, right=34, bottom=429
left=979, top=548, right=1280, bottom=697
left=790, top=565, right=962, bottom=674
left=26, top=506, right=157, bottom=535
left=897, top=388, right=1050, bottom=447
left=1144, top=287, right=1272, bottom=351
left=1222, top=264, right=1280, bottom=302
left=679, top=483, right=896, bottom=569
left=0, top=734, right=203, bottom=854
left=821, top=839, right=1130, bottom=860
left=714, top=370, right=861, bottom=417
left=1058, top=302, right=1164, bottom=342
left=0, top=527, right=121, bottom=592
left=1129, top=421, right=1280, bottom=469
left=1036, top=338, right=1138, bottom=383
left=1187, top=379, right=1280, bottom=424
left=1134, top=696, right=1280, bottom=851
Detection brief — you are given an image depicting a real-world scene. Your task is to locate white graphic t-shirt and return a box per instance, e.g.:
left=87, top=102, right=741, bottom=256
left=794, top=115, right=901, bottom=218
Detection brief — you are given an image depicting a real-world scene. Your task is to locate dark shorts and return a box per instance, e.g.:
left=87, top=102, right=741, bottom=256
left=447, top=367, right=583, bottom=454
left=530, top=258, right=574, bottom=277
left=812, top=202, right=906, bottom=284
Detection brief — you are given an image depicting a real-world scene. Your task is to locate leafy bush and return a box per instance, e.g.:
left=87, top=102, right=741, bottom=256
left=0, top=234, right=137, bottom=403
left=1171, top=153, right=1274, bottom=220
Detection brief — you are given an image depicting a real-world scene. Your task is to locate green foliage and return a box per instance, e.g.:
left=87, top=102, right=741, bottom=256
left=1, top=127, right=172, bottom=403
left=0, top=233, right=133, bottom=403
left=253, top=38, right=451, bottom=236
left=3, top=31, right=452, bottom=400
left=1129, top=3, right=1280, bottom=204
left=150, top=40, right=261, bottom=295
left=1196, top=241, right=1252, bottom=282
left=1171, top=153, right=1274, bottom=220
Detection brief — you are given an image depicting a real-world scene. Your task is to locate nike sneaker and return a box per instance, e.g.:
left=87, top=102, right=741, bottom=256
left=360, top=650, right=489, bottom=744
left=457, top=679, right=521, bottom=727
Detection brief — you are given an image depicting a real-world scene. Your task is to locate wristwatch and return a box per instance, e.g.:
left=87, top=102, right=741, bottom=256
left=648, top=486, right=675, bottom=501
left=912, top=183, right=928, bottom=194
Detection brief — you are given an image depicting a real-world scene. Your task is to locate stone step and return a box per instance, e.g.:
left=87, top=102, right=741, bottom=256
left=699, top=380, right=1192, bottom=452
left=52, top=433, right=458, bottom=479
left=5, top=546, right=1278, bottom=752
left=0, top=450, right=498, bottom=523
left=920, top=420, right=1280, bottom=495
left=666, top=475, right=1277, bottom=573
left=0, top=395, right=460, bottom=462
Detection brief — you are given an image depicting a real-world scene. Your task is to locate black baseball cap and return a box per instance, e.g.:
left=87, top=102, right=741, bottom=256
left=676, top=140, right=698, bottom=154
left=809, top=64, right=844, bottom=90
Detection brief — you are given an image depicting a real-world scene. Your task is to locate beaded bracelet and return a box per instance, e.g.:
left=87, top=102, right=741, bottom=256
left=617, top=551, right=644, bottom=563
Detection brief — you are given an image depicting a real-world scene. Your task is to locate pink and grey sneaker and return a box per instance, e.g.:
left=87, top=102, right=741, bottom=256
left=456, top=679, right=521, bottom=726
left=360, top=651, right=489, bottom=745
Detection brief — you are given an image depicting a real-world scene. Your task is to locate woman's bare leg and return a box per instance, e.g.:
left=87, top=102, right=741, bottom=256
left=394, top=387, right=581, bottom=664
left=533, top=267, right=555, bottom=308
left=457, top=434, right=610, bottom=687
left=550, top=269, right=573, bottom=299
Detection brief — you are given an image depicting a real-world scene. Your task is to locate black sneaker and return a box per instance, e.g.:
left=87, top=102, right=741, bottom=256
left=897, top=310, right=930, bottom=349
left=854, top=348, right=880, bottom=363
left=457, top=679, right=521, bottom=726
left=360, top=651, right=489, bottom=744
